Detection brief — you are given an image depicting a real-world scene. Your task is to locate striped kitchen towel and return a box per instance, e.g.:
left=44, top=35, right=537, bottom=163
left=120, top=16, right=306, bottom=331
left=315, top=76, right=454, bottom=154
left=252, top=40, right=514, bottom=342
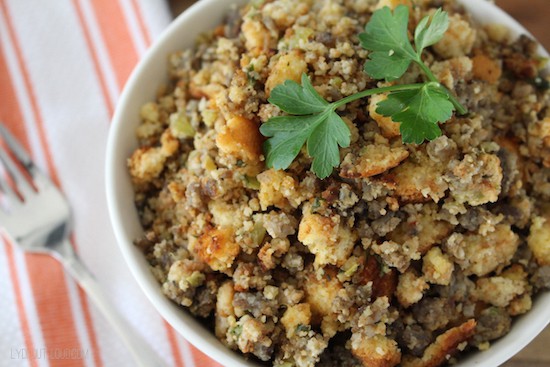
left=0, top=0, right=221, bottom=366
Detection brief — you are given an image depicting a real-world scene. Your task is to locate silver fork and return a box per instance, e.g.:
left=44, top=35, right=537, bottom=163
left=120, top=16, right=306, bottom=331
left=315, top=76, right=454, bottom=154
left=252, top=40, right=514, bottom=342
left=0, top=123, right=167, bottom=367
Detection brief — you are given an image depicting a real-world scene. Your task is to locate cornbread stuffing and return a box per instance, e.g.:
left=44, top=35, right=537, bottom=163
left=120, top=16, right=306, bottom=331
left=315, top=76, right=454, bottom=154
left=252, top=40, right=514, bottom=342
left=129, top=0, right=550, bottom=366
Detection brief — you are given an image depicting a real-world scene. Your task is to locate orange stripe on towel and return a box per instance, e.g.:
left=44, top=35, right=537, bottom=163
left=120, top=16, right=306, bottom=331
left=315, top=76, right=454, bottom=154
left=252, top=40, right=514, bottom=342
left=191, top=344, right=224, bottom=367
left=165, top=322, right=186, bottom=367
left=89, top=0, right=139, bottom=90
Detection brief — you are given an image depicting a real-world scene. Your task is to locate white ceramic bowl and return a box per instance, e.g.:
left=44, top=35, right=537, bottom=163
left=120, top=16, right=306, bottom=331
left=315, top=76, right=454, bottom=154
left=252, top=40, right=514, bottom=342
left=106, top=1, right=550, bottom=366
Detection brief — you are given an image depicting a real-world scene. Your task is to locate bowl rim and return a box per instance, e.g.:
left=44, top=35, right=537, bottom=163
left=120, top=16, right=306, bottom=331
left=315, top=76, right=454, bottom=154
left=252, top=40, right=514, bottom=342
left=106, top=1, right=550, bottom=366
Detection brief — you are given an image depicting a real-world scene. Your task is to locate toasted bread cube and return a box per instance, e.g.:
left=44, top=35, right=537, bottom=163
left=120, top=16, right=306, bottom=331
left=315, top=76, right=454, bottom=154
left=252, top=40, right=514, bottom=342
left=433, top=14, right=476, bottom=58
left=448, top=153, right=503, bottom=206
left=485, top=24, right=511, bottom=44
left=257, top=169, right=301, bottom=210
left=431, top=57, right=473, bottom=90
left=528, top=117, right=550, bottom=168
left=298, top=212, right=357, bottom=267
left=242, top=17, right=273, bottom=56
left=280, top=303, right=312, bottom=338
left=304, top=268, right=343, bottom=321
left=261, top=0, right=310, bottom=28
left=265, top=50, right=308, bottom=96
left=128, top=130, right=179, bottom=185
left=215, top=281, right=235, bottom=339
left=446, top=224, right=519, bottom=277
left=472, top=54, right=502, bottom=84
left=194, top=227, right=240, bottom=272
left=369, top=94, right=401, bottom=138
left=388, top=203, right=453, bottom=254
left=189, top=67, right=226, bottom=99
left=396, top=270, right=429, bottom=308
left=473, top=276, right=526, bottom=307
left=376, top=0, right=412, bottom=10
left=402, top=320, right=476, bottom=367
left=340, top=144, right=409, bottom=178
left=508, top=293, right=532, bottom=316
left=528, top=215, right=550, bottom=266
left=351, top=334, right=401, bottom=367
left=216, top=116, right=263, bottom=164
left=166, top=259, right=206, bottom=291
left=422, top=247, right=454, bottom=286
left=375, top=149, right=448, bottom=203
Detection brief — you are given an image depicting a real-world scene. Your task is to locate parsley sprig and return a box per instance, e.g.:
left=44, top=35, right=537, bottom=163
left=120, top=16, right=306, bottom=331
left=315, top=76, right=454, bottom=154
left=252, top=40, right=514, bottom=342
left=260, top=5, right=468, bottom=179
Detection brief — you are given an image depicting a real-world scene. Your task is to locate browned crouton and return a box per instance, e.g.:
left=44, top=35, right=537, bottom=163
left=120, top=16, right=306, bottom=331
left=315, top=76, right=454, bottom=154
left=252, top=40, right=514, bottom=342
left=194, top=227, right=241, bottom=272
left=374, top=149, right=448, bottom=203
left=340, top=143, right=409, bottom=178
left=472, top=54, right=502, bottom=84
left=433, top=14, right=476, bottom=58
left=280, top=303, right=312, bottom=338
left=216, top=116, right=264, bottom=164
left=265, top=50, right=308, bottom=96
left=369, top=94, right=401, bottom=138
left=257, top=169, right=302, bottom=210
left=304, top=267, right=343, bottom=322
left=396, top=270, right=429, bottom=308
left=445, top=224, right=519, bottom=276
left=298, top=212, right=357, bottom=267
left=528, top=214, right=550, bottom=266
left=387, top=203, right=453, bottom=254
left=446, top=153, right=503, bottom=206
left=422, top=247, right=454, bottom=286
left=128, top=130, right=179, bottom=186
left=351, top=334, right=401, bottom=367
left=402, top=319, right=476, bottom=367
left=241, top=17, right=275, bottom=57
left=215, top=281, right=235, bottom=340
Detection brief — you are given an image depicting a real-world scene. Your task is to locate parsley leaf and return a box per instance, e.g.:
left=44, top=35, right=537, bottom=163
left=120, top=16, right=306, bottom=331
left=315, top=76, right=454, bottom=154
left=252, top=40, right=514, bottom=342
left=261, top=75, right=351, bottom=178
left=360, top=5, right=465, bottom=143
left=414, top=8, right=450, bottom=55
left=268, top=74, right=328, bottom=115
left=308, top=112, right=351, bottom=179
left=376, top=83, right=454, bottom=144
left=260, top=114, right=324, bottom=171
left=359, top=5, right=416, bottom=81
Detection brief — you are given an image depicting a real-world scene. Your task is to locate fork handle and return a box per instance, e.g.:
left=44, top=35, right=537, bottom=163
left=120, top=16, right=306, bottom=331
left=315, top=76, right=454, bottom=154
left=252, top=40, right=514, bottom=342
left=55, top=240, right=168, bottom=367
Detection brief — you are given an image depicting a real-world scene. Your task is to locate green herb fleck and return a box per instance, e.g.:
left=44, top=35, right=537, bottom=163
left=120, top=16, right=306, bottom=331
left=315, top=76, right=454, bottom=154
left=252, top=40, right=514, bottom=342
left=169, top=112, right=195, bottom=139
left=311, top=197, right=322, bottom=211
left=243, top=175, right=261, bottom=190
left=185, top=271, right=205, bottom=287
left=229, top=324, right=243, bottom=337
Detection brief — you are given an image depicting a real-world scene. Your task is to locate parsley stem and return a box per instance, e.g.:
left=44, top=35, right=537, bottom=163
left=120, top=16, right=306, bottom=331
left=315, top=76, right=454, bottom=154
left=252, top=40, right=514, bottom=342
left=416, top=59, right=468, bottom=115
left=331, top=83, right=424, bottom=110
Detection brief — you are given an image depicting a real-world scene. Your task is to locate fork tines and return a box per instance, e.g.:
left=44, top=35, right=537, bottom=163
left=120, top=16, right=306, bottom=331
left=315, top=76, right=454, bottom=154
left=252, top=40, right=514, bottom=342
left=0, top=123, right=37, bottom=205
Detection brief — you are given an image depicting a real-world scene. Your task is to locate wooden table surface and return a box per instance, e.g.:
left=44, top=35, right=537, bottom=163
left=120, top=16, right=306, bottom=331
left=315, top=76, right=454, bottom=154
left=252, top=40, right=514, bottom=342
left=169, top=1, right=550, bottom=366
